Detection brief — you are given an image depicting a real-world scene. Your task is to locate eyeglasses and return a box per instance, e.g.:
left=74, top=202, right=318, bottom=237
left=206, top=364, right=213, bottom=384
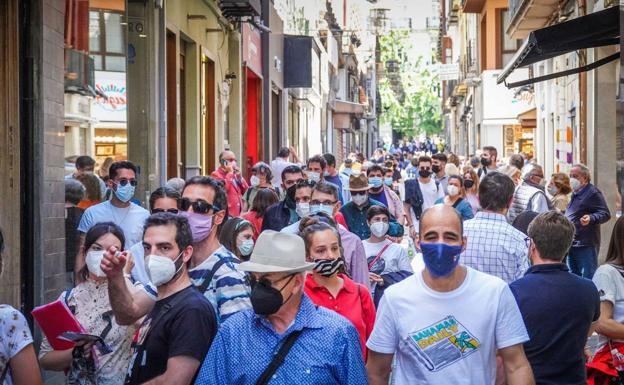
left=310, top=200, right=337, bottom=205
left=151, top=208, right=179, bottom=214
left=246, top=273, right=294, bottom=289
left=178, top=198, right=219, bottom=214
left=115, top=179, right=138, bottom=187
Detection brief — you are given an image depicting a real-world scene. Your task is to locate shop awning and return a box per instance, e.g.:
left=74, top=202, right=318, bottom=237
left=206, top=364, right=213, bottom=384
left=517, top=108, right=537, bottom=128
left=497, top=6, right=619, bottom=88
left=333, top=100, right=366, bottom=115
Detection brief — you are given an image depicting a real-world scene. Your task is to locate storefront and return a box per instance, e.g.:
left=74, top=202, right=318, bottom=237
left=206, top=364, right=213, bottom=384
left=242, top=23, right=263, bottom=177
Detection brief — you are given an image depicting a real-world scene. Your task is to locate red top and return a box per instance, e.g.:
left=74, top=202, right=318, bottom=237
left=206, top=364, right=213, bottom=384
left=334, top=212, right=349, bottom=230
left=211, top=168, right=249, bottom=217
left=304, top=273, right=376, bottom=360
left=240, top=211, right=262, bottom=240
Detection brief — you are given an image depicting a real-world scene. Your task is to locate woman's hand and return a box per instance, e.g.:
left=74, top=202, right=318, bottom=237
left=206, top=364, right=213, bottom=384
left=123, top=251, right=135, bottom=275
left=369, top=273, right=384, bottom=286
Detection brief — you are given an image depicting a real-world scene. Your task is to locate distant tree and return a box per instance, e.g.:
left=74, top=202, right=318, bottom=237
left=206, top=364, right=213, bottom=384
left=378, top=30, right=442, bottom=136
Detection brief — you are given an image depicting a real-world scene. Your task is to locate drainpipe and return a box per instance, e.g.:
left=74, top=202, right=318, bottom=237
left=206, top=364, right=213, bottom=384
left=578, top=0, right=587, bottom=164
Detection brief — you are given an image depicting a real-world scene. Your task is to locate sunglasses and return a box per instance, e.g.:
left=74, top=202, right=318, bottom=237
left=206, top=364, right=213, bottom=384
left=245, top=273, right=293, bottom=289
left=178, top=198, right=219, bottom=214
left=351, top=191, right=367, bottom=196
left=115, top=179, right=138, bottom=187
left=151, top=208, right=179, bottom=214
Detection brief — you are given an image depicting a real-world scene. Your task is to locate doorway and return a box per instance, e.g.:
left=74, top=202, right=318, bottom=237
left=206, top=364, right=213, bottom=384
left=201, top=54, right=215, bottom=173
left=245, top=68, right=262, bottom=177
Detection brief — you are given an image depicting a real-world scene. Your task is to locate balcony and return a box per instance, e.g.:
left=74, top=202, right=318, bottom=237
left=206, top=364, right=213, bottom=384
left=462, top=0, right=485, bottom=13
left=507, top=0, right=559, bottom=39
left=64, top=48, right=95, bottom=96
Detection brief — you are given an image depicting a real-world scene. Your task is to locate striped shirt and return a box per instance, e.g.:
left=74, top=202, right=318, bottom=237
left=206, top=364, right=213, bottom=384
left=461, top=212, right=529, bottom=283
left=188, top=246, right=251, bottom=323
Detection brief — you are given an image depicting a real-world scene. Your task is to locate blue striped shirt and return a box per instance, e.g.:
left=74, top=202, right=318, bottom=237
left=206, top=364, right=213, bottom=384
left=188, top=246, right=251, bottom=323
left=194, top=294, right=367, bottom=385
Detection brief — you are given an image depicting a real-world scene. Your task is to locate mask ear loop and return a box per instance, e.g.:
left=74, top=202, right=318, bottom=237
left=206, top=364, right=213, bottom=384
left=278, top=274, right=297, bottom=307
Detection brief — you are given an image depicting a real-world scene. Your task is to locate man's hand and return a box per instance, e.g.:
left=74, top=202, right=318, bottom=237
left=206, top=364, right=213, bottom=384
left=580, top=215, right=591, bottom=226
left=289, top=146, right=300, bottom=163
left=101, top=245, right=127, bottom=280
left=369, top=273, right=384, bottom=286
left=409, top=226, right=417, bottom=240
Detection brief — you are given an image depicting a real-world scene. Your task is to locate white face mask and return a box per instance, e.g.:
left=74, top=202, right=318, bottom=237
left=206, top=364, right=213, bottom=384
left=370, top=221, right=389, bottom=238
left=145, top=252, right=183, bottom=287
left=250, top=175, right=261, bottom=187
left=570, top=177, right=582, bottom=191
left=352, top=193, right=368, bottom=206
left=296, top=202, right=310, bottom=218
left=308, top=172, right=321, bottom=182
left=447, top=185, right=460, bottom=197
left=85, top=250, right=107, bottom=277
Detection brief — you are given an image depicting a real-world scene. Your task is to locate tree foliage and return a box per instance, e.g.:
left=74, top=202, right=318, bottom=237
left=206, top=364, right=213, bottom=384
left=378, top=30, right=442, bottom=136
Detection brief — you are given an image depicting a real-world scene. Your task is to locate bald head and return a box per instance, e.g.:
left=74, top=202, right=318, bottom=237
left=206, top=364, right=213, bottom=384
left=418, top=204, right=464, bottom=244
left=219, top=150, right=236, bottom=163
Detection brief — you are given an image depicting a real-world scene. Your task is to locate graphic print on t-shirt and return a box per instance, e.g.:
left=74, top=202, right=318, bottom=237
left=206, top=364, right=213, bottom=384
left=367, top=255, right=386, bottom=275
left=407, top=315, right=481, bottom=372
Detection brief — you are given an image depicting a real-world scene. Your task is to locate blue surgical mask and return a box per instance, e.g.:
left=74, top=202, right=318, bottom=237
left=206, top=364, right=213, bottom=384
left=310, top=204, right=334, bottom=217
left=420, top=242, right=462, bottom=277
left=369, top=176, right=383, bottom=188
left=343, top=168, right=353, bottom=176
left=114, top=183, right=135, bottom=203
left=238, top=239, right=254, bottom=257
left=323, top=171, right=330, bottom=177
left=384, top=177, right=393, bottom=187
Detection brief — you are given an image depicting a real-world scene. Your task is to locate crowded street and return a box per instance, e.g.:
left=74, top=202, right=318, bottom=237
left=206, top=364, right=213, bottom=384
left=0, top=0, right=622, bottom=384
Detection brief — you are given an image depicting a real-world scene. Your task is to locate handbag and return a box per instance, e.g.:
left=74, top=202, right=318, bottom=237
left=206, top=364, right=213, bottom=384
left=587, top=341, right=624, bottom=385
left=254, top=330, right=303, bottom=385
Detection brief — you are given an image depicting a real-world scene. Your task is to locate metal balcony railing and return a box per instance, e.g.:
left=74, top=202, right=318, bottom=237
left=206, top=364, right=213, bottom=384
left=64, top=48, right=95, bottom=96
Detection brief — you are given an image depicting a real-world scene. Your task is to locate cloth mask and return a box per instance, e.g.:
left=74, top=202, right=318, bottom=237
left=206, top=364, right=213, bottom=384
left=250, top=175, right=261, bottom=187
left=370, top=221, right=389, bottom=237
left=369, top=177, right=383, bottom=188
left=480, top=157, right=492, bottom=167
left=419, top=170, right=432, bottom=178
left=250, top=275, right=294, bottom=315
left=432, top=165, right=441, bottom=174
left=310, top=204, right=334, bottom=217
left=85, top=250, right=107, bottom=277
left=313, top=258, right=344, bottom=277
left=238, top=238, right=254, bottom=257
left=114, top=183, right=135, bottom=203
left=384, top=177, right=393, bottom=187
left=463, top=180, right=475, bottom=189
left=570, top=177, right=582, bottom=191
left=179, top=211, right=214, bottom=243
left=308, top=172, right=321, bottom=183
left=420, top=242, right=463, bottom=278
left=146, top=251, right=184, bottom=287
left=547, top=185, right=558, bottom=196
left=296, top=202, right=310, bottom=218
left=447, top=185, right=460, bottom=197
left=351, top=194, right=368, bottom=207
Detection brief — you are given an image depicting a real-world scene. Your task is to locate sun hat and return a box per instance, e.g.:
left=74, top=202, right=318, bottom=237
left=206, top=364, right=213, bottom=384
left=348, top=173, right=374, bottom=192
left=239, top=230, right=316, bottom=273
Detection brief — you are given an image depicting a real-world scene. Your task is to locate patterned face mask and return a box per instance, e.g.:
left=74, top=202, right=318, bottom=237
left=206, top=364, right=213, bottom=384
left=313, top=258, right=344, bottom=277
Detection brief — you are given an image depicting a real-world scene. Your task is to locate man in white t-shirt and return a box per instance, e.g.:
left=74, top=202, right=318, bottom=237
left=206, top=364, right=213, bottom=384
left=76, top=161, right=149, bottom=278
left=270, top=146, right=301, bottom=188
left=403, top=155, right=444, bottom=239
left=367, top=205, right=534, bottom=385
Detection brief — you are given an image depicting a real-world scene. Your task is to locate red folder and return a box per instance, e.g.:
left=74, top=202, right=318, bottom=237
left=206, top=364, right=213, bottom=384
left=32, top=300, right=85, bottom=350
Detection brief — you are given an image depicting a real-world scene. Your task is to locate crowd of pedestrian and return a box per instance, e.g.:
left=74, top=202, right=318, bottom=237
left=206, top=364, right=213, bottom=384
left=0, top=140, right=620, bottom=384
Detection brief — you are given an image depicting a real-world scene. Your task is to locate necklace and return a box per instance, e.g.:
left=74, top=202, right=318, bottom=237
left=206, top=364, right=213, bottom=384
left=109, top=201, right=131, bottom=225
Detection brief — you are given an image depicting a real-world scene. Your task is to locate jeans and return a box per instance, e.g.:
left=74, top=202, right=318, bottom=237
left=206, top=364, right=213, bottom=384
left=567, top=246, right=598, bottom=279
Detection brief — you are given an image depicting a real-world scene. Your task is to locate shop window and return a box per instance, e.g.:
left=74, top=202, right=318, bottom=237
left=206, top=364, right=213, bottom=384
left=89, top=9, right=126, bottom=72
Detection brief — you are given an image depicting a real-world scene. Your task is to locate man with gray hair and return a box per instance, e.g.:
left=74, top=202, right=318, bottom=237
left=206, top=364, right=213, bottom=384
left=507, top=164, right=550, bottom=224
left=565, top=163, right=611, bottom=278
left=165, top=177, right=186, bottom=194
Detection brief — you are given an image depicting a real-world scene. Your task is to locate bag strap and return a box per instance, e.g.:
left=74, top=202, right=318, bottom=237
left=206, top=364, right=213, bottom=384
left=452, top=198, right=464, bottom=209
left=140, top=288, right=189, bottom=345
left=196, top=258, right=230, bottom=294
left=368, top=242, right=392, bottom=270
left=255, top=330, right=304, bottom=385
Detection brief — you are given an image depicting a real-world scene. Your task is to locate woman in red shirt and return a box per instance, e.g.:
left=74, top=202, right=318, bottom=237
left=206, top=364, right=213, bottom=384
left=300, top=216, right=376, bottom=360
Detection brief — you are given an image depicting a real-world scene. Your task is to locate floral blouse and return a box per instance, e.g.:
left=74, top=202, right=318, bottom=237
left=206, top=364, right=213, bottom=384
left=0, top=305, right=33, bottom=385
left=39, top=279, right=138, bottom=385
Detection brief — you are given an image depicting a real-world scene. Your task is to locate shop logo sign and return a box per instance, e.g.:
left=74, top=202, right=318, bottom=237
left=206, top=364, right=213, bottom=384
left=95, top=83, right=127, bottom=112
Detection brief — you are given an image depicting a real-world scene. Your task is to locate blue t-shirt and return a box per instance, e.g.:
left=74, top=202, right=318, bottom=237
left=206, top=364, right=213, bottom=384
left=510, top=263, right=600, bottom=384
left=78, top=201, right=150, bottom=249
left=369, top=190, right=388, bottom=207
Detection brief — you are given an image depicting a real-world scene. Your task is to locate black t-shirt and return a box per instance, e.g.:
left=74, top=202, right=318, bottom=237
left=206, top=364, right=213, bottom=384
left=125, top=286, right=217, bottom=385
left=65, top=206, right=84, bottom=272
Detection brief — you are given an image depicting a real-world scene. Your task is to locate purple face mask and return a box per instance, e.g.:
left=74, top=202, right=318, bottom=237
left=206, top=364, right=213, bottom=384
left=179, top=211, right=214, bottom=243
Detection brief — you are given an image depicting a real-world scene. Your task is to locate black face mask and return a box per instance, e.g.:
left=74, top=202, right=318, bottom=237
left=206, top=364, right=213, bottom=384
left=284, top=185, right=297, bottom=209
left=480, top=157, right=492, bottom=167
left=249, top=274, right=295, bottom=316
left=431, top=165, right=441, bottom=174
left=464, top=180, right=475, bottom=189
left=419, top=170, right=432, bottom=178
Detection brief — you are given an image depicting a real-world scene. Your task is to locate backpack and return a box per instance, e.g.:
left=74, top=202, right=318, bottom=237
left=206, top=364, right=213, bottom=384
left=405, top=179, right=439, bottom=220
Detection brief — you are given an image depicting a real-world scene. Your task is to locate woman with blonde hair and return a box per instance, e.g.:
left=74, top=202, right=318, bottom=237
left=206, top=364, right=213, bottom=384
left=462, top=166, right=480, bottom=215
left=548, top=173, right=572, bottom=212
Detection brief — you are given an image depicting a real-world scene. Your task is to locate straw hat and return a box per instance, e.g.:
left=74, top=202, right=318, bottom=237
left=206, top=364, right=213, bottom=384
left=239, top=231, right=315, bottom=274
left=348, top=174, right=374, bottom=192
